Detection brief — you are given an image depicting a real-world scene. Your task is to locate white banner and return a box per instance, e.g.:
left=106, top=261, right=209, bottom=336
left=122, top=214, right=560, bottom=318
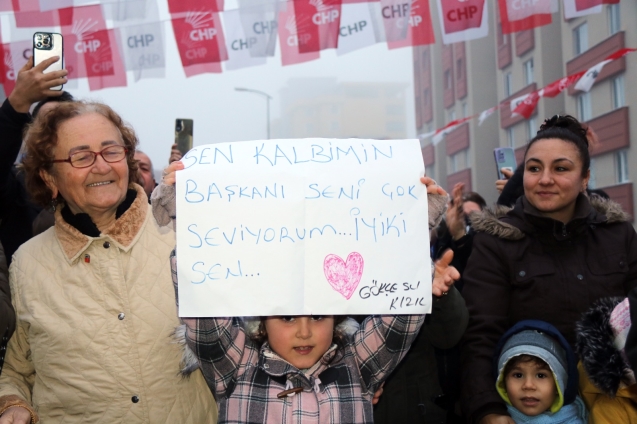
left=176, top=138, right=432, bottom=317
left=337, top=2, right=379, bottom=55
left=223, top=9, right=268, bottom=70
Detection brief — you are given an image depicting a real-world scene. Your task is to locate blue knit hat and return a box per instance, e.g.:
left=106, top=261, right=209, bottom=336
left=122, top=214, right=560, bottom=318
left=496, top=329, right=568, bottom=413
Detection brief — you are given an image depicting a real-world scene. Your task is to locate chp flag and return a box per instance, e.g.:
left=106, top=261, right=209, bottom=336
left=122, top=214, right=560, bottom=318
left=387, top=0, right=434, bottom=49
left=436, top=0, right=488, bottom=45
left=563, top=0, right=619, bottom=19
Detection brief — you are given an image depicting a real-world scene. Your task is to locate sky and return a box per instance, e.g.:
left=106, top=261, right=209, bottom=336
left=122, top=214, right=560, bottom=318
left=32, top=0, right=417, bottom=178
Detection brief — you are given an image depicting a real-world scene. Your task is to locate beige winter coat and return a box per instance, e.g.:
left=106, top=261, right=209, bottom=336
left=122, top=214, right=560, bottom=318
left=0, top=184, right=217, bottom=423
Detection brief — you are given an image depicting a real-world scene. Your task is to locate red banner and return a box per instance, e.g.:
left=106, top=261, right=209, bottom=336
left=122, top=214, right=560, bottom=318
left=540, top=72, right=584, bottom=98
left=388, top=0, right=434, bottom=49
left=13, top=0, right=58, bottom=27
left=171, top=10, right=227, bottom=77
left=439, top=0, right=486, bottom=34
left=575, top=0, right=619, bottom=9
left=498, top=0, right=552, bottom=34
left=278, top=5, right=320, bottom=66
left=293, top=0, right=342, bottom=53
left=167, top=0, right=224, bottom=14
left=59, top=6, right=108, bottom=80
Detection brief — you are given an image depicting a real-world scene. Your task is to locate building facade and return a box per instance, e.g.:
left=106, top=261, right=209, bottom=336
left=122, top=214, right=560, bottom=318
left=415, top=1, right=635, bottom=219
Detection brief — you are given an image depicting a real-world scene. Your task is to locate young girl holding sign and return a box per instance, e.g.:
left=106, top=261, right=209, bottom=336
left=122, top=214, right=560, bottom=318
left=154, top=161, right=463, bottom=424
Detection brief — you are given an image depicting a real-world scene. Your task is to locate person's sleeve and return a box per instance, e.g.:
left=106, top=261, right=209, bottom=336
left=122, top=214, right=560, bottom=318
left=352, top=314, right=425, bottom=394
left=170, top=249, right=249, bottom=398
left=0, top=99, right=30, bottom=176
left=496, top=166, right=524, bottom=207
left=0, top=258, right=38, bottom=422
left=421, top=285, right=468, bottom=350
left=460, top=232, right=512, bottom=423
left=0, top=242, right=16, bottom=342
left=623, top=226, right=637, bottom=374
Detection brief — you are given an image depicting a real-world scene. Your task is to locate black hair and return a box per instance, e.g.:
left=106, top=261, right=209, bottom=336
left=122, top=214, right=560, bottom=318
left=523, top=114, right=590, bottom=177
left=463, top=191, right=487, bottom=210
left=32, top=91, right=75, bottom=118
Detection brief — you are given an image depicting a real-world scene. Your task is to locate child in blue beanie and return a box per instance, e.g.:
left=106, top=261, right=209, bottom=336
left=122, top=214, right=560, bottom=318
left=494, top=320, right=587, bottom=423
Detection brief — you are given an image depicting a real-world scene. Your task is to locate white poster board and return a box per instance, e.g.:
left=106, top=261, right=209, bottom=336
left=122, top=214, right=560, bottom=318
left=176, top=138, right=432, bottom=317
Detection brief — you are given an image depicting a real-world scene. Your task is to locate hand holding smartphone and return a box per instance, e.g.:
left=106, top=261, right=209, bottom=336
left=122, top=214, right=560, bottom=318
left=493, top=147, right=517, bottom=180
left=175, top=119, right=194, bottom=155
left=33, top=32, right=64, bottom=91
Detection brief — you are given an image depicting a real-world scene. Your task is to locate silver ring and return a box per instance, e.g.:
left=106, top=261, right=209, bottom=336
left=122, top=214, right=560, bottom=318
left=162, top=169, right=169, bottom=178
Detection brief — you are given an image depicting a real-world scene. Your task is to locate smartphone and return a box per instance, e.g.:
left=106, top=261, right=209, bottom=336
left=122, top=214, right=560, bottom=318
left=33, top=32, right=64, bottom=91
left=494, top=147, right=517, bottom=180
left=175, top=119, right=194, bottom=155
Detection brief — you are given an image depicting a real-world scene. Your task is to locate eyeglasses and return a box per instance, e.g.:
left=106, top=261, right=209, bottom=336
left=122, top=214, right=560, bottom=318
left=51, top=145, right=128, bottom=169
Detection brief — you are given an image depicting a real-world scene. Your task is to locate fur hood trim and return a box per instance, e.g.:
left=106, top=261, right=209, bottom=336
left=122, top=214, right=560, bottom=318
left=470, top=195, right=628, bottom=241
left=575, top=297, right=629, bottom=397
left=174, top=318, right=360, bottom=377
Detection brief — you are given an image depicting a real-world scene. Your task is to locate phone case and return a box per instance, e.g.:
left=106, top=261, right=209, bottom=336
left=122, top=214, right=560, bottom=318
left=33, top=32, right=64, bottom=91
left=175, top=119, right=194, bottom=155
left=494, top=147, right=517, bottom=180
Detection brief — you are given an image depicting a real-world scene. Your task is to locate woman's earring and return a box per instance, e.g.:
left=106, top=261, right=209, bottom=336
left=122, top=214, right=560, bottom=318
left=50, top=197, right=58, bottom=212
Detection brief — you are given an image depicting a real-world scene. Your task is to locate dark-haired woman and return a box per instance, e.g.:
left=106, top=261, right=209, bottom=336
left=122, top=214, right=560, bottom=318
left=460, top=115, right=637, bottom=424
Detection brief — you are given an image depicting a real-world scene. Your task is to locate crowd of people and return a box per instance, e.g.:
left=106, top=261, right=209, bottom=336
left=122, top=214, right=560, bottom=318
left=0, top=57, right=635, bottom=424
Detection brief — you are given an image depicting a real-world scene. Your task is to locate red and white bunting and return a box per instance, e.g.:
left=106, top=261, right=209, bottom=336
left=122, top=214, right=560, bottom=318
left=498, top=0, right=553, bottom=34
left=59, top=5, right=108, bottom=80
left=478, top=106, right=497, bottom=126
left=436, top=0, right=488, bottom=45
left=539, top=72, right=585, bottom=97
left=387, top=0, right=434, bottom=49
left=223, top=9, right=267, bottom=70
left=293, top=0, right=342, bottom=53
left=86, top=29, right=127, bottom=91
left=511, top=90, right=540, bottom=119
left=574, top=48, right=637, bottom=92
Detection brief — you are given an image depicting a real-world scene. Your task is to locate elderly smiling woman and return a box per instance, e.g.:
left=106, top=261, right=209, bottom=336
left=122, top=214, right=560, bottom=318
left=0, top=101, right=217, bottom=424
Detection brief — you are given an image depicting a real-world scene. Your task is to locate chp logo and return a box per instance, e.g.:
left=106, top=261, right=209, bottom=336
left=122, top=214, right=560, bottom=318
left=72, top=18, right=101, bottom=54
left=4, top=52, right=15, bottom=81
left=285, top=15, right=312, bottom=47
left=186, top=11, right=217, bottom=42
left=310, top=0, right=339, bottom=25
left=382, top=0, right=422, bottom=29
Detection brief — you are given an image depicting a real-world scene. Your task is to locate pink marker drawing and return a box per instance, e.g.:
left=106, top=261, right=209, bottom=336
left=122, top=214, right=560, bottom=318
left=323, top=252, right=364, bottom=300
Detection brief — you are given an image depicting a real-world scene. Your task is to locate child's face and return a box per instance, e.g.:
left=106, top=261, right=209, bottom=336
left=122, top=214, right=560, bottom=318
left=505, top=360, right=557, bottom=416
left=264, top=316, right=335, bottom=369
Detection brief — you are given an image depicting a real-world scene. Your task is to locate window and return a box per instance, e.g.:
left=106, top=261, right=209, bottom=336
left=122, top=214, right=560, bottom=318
left=608, top=4, right=620, bottom=35
left=504, top=72, right=513, bottom=97
left=616, top=150, right=629, bottom=183
left=523, top=59, right=534, bottom=86
left=450, top=153, right=458, bottom=173
left=573, top=23, right=588, bottom=55
left=456, top=58, right=463, bottom=80
left=462, top=102, right=468, bottom=118
left=448, top=109, right=456, bottom=123
left=445, top=70, right=452, bottom=89
left=423, top=88, right=430, bottom=105
left=507, top=127, right=515, bottom=148
left=588, top=158, right=597, bottom=189
left=527, top=117, right=537, bottom=141
left=612, top=75, right=625, bottom=109
left=577, top=92, right=592, bottom=121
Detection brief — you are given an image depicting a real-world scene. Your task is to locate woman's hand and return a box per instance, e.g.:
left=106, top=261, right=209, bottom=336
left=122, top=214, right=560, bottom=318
left=495, top=168, right=514, bottom=193
left=432, top=249, right=460, bottom=297
left=446, top=183, right=466, bottom=240
left=161, top=160, right=184, bottom=186
left=0, top=406, right=32, bottom=424
left=479, top=414, right=515, bottom=424
left=420, top=176, right=447, bottom=196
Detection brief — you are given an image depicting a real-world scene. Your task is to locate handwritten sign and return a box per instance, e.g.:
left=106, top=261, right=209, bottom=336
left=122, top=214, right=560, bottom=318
left=176, top=138, right=431, bottom=317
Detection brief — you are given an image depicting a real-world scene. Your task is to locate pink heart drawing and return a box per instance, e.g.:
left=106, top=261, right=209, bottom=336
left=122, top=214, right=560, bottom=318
left=323, top=252, right=364, bottom=300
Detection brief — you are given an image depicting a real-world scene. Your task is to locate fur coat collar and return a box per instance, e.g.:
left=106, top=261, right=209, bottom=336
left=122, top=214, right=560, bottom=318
left=470, top=194, right=628, bottom=241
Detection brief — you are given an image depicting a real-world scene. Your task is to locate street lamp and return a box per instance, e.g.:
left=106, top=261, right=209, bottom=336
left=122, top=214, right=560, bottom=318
left=235, top=87, right=273, bottom=139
